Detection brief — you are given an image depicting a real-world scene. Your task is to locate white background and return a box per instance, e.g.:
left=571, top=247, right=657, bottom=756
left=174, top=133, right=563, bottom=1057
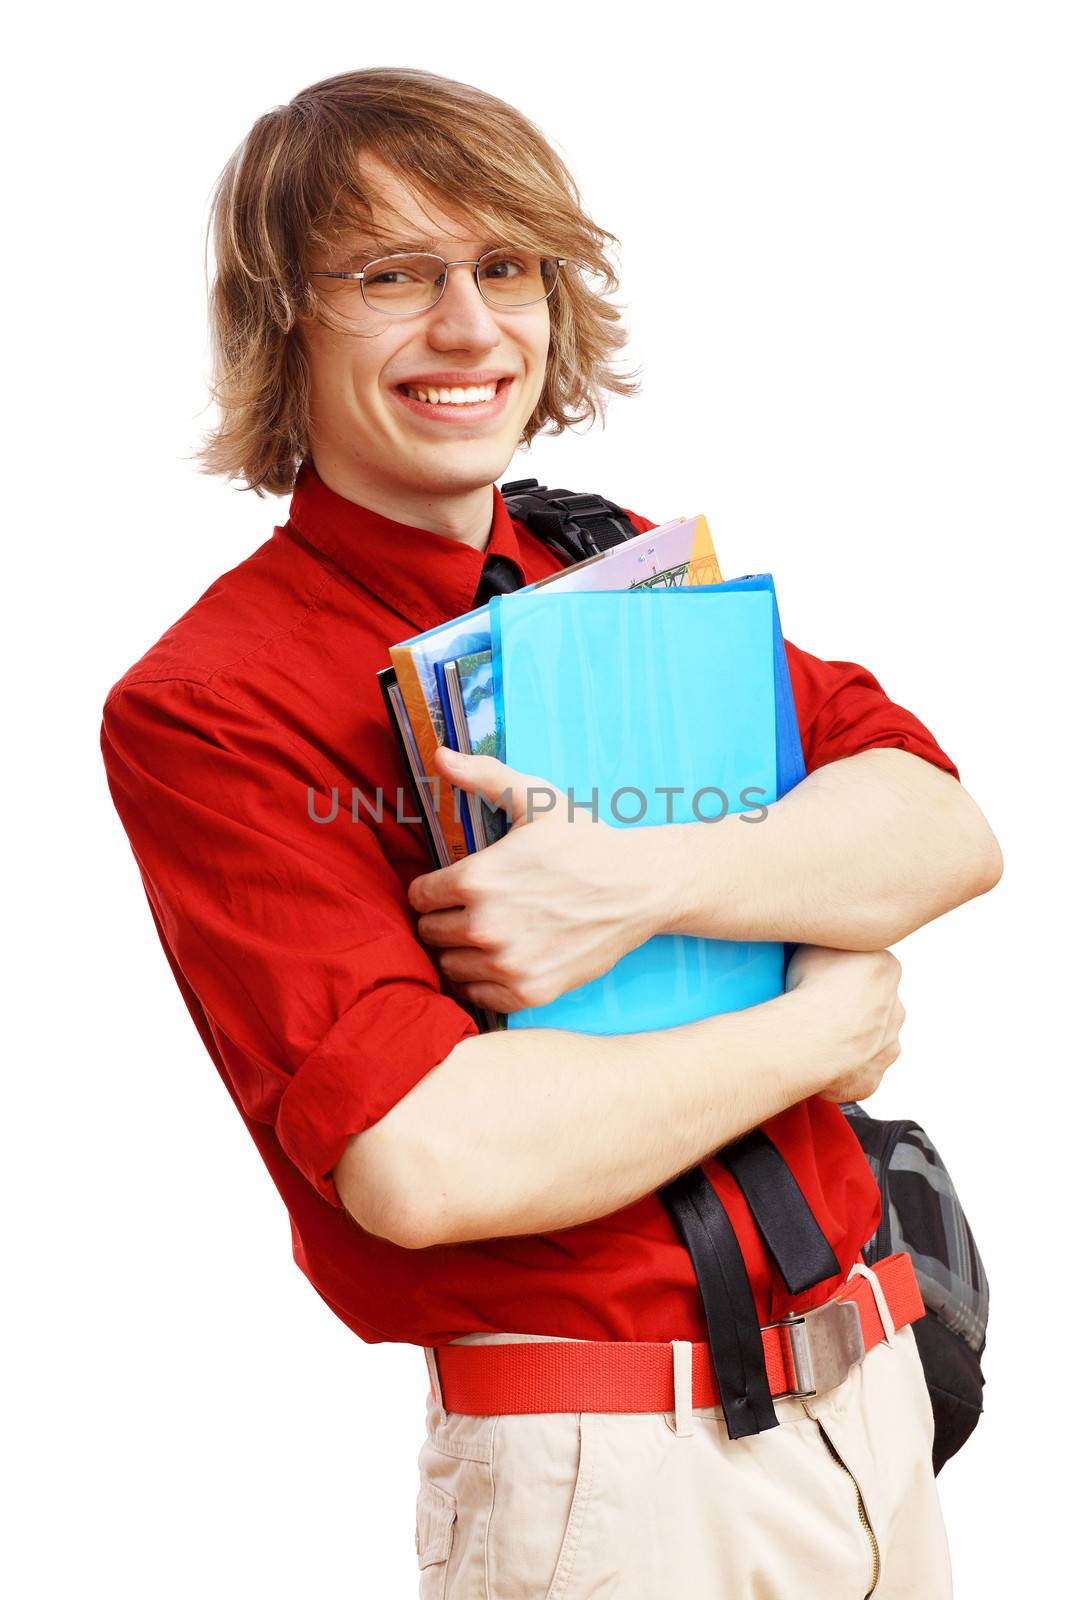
left=6, top=3, right=1064, bottom=1594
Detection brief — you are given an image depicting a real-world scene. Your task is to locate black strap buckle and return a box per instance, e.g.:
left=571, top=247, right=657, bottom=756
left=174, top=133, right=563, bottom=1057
left=500, top=480, right=640, bottom=564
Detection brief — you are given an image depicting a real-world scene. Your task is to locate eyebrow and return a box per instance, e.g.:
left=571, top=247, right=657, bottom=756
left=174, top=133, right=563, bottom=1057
left=353, top=237, right=504, bottom=258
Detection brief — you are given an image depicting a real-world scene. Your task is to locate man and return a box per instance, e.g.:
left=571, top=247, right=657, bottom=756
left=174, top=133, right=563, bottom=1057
left=100, top=67, right=1002, bottom=1597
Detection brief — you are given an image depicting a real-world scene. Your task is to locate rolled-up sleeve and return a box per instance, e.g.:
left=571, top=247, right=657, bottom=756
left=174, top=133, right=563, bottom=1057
left=784, top=639, right=960, bottom=782
left=100, top=676, right=479, bottom=1206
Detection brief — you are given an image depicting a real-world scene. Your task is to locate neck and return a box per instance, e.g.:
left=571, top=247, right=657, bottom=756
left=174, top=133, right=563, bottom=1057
left=309, top=451, right=495, bottom=552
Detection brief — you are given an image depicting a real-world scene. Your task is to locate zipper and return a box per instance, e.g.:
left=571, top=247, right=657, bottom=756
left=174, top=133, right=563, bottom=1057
left=817, top=1421, right=881, bottom=1597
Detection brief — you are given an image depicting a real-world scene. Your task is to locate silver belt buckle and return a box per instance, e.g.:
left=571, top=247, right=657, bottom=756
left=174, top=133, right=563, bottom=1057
left=769, top=1296, right=865, bottom=1399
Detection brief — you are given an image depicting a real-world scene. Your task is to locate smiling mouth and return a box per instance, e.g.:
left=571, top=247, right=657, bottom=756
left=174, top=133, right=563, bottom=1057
left=396, top=377, right=510, bottom=405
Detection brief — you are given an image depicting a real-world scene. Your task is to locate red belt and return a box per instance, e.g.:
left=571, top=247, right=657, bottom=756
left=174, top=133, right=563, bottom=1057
left=430, top=1253, right=923, bottom=1415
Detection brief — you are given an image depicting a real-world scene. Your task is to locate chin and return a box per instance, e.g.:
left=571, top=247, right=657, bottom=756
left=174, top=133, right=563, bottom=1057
left=415, top=441, right=520, bottom=491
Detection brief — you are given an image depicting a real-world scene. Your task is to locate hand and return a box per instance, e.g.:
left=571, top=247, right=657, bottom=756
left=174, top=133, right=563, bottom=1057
left=785, top=944, right=905, bottom=1102
left=406, top=745, right=665, bottom=1013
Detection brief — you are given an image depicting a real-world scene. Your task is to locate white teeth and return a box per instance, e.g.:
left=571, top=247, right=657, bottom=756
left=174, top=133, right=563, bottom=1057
left=403, top=381, right=500, bottom=405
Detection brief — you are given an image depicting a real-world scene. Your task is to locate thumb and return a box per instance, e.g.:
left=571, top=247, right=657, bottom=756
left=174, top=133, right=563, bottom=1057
left=432, top=745, right=561, bottom=830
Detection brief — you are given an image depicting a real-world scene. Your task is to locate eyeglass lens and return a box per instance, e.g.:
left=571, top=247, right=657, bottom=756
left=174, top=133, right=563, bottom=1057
left=361, top=249, right=558, bottom=314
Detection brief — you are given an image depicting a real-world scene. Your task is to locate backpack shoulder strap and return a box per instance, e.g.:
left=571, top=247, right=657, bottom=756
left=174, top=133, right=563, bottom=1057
left=500, top=478, right=642, bottom=564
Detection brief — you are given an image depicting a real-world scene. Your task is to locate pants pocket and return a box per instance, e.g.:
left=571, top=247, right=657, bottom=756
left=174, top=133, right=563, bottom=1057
left=486, top=1411, right=597, bottom=1600
left=415, top=1424, right=494, bottom=1599
left=415, top=1480, right=457, bottom=1599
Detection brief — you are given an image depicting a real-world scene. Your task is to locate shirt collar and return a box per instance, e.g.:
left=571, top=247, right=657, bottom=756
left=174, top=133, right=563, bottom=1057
left=284, top=457, right=528, bottom=635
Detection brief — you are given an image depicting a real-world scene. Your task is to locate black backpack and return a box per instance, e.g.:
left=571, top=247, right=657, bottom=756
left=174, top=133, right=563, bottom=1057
left=840, top=1105, right=989, bottom=1472
left=500, top=480, right=989, bottom=1467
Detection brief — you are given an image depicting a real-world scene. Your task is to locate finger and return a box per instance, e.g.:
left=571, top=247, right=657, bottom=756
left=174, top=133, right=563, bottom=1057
left=434, top=746, right=557, bottom=828
left=417, top=909, right=479, bottom=947
left=457, top=980, right=522, bottom=1014
left=438, top=947, right=497, bottom=984
left=407, top=864, right=468, bottom=913
left=433, top=745, right=516, bottom=803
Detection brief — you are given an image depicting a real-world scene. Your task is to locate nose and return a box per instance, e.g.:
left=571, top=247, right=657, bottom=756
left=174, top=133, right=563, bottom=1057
left=425, top=263, right=503, bottom=350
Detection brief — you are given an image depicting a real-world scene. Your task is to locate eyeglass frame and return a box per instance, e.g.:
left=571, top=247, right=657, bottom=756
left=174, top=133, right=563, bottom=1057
left=308, top=246, right=567, bottom=318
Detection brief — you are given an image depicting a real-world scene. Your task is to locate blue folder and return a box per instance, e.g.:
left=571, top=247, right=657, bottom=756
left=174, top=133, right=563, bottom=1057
left=488, top=575, right=806, bottom=1034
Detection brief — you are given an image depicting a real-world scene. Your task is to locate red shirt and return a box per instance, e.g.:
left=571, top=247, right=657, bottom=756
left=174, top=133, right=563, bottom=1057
left=100, top=459, right=960, bottom=1348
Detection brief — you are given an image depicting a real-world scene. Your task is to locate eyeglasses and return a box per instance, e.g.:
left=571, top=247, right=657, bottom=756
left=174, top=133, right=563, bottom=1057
left=309, top=246, right=565, bottom=317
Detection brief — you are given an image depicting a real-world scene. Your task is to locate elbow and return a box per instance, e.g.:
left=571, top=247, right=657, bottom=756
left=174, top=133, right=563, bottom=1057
left=333, top=1037, right=493, bottom=1249
left=974, top=829, right=1004, bottom=896
left=375, top=1193, right=466, bottom=1253
left=333, top=1120, right=455, bottom=1252
left=356, top=1190, right=439, bottom=1252
left=954, top=798, right=1005, bottom=904
left=932, top=775, right=1004, bottom=906
left=332, top=1131, right=426, bottom=1250
left=340, top=1180, right=440, bottom=1252
left=881, top=812, right=1004, bottom=945
left=916, top=775, right=1005, bottom=916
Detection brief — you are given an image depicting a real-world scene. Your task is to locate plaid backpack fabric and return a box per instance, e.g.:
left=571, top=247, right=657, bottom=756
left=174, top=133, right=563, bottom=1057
left=841, top=1104, right=989, bottom=1472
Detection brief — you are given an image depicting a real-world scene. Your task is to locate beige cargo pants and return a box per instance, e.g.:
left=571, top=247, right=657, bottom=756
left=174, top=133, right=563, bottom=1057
left=414, top=1323, right=951, bottom=1598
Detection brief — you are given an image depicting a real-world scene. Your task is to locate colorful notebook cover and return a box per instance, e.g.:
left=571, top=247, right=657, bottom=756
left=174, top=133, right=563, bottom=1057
left=445, top=649, right=507, bottom=848
left=434, top=657, right=475, bottom=855
left=375, top=666, right=450, bottom=866
left=434, top=653, right=508, bottom=854
left=489, top=584, right=789, bottom=1034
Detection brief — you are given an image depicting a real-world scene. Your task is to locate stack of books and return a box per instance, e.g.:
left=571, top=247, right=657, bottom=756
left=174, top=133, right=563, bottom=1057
left=378, top=510, right=807, bottom=1036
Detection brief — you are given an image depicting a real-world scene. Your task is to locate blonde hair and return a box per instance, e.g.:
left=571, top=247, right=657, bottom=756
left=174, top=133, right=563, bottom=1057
left=196, top=67, right=642, bottom=496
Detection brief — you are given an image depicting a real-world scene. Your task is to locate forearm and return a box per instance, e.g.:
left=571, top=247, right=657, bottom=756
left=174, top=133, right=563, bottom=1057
left=342, top=991, right=828, bottom=1248
left=652, top=749, right=1003, bottom=949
